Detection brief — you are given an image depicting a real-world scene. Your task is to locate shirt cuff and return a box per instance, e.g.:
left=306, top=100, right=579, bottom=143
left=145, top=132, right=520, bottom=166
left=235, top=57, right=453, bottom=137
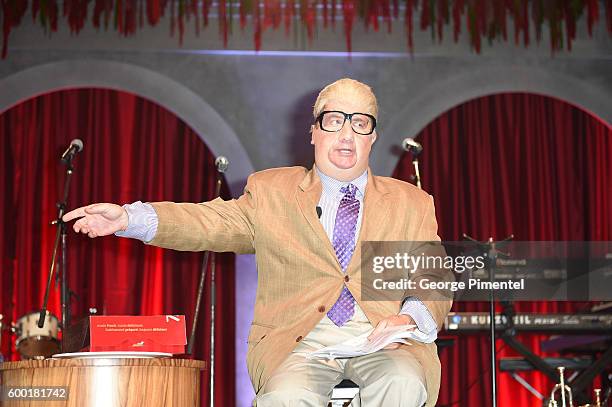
left=399, top=297, right=438, bottom=343
left=114, top=201, right=158, bottom=243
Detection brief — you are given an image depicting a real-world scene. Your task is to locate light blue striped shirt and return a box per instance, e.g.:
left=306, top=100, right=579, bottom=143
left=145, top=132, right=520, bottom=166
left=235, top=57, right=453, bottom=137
left=315, top=167, right=367, bottom=244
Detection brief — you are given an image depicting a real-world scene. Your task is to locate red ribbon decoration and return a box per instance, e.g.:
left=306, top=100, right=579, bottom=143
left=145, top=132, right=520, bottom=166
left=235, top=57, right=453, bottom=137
left=2, top=0, right=612, bottom=59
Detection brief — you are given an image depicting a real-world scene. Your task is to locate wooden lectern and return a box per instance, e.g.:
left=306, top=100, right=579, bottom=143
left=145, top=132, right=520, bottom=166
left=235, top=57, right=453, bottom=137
left=0, top=358, right=206, bottom=406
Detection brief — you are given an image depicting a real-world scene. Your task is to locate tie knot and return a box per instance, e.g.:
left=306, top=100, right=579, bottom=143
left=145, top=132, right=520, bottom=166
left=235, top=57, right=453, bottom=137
left=340, top=183, right=357, bottom=198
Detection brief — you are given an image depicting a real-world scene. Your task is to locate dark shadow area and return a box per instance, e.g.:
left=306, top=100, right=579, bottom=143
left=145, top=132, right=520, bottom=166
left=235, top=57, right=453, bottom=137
left=285, top=90, right=318, bottom=168
left=389, top=143, right=404, bottom=158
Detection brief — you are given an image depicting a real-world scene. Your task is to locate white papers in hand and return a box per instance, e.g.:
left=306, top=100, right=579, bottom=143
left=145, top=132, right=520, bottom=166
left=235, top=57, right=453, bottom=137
left=307, top=324, right=417, bottom=360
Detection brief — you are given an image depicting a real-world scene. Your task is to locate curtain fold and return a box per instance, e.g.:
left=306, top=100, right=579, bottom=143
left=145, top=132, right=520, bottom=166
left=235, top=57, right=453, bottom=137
left=0, top=88, right=235, bottom=406
left=393, top=93, right=611, bottom=406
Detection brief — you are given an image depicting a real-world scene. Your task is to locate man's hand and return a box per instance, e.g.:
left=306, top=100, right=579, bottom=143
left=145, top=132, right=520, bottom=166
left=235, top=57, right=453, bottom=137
left=368, top=314, right=416, bottom=350
left=62, top=203, right=129, bottom=238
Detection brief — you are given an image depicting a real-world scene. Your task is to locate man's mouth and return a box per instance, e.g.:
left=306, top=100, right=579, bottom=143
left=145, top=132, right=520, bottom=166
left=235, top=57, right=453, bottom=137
left=336, top=147, right=354, bottom=155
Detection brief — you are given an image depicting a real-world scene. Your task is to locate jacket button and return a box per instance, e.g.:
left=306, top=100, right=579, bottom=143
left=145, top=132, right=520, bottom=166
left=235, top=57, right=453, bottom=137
left=344, top=275, right=350, bottom=282
left=318, top=305, right=325, bottom=313
left=296, top=336, right=303, bottom=342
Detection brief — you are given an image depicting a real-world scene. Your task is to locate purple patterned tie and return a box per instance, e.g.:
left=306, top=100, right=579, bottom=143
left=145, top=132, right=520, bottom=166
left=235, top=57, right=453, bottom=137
left=327, top=184, right=359, bottom=326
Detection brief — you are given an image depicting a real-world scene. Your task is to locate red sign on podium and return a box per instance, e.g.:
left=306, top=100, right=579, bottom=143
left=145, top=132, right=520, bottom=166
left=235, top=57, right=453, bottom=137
left=89, top=315, right=187, bottom=354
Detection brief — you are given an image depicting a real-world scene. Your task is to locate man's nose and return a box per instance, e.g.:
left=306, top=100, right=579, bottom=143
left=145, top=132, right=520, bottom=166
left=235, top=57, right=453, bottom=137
left=338, top=122, right=355, bottom=142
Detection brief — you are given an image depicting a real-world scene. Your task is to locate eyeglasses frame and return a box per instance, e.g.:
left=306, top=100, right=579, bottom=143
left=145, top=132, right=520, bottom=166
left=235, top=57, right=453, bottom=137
left=315, top=110, right=377, bottom=136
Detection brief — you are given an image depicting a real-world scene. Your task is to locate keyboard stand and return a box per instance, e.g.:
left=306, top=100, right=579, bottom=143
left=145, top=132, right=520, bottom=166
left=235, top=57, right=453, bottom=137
left=499, top=302, right=612, bottom=404
left=500, top=357, right=593, bottom=403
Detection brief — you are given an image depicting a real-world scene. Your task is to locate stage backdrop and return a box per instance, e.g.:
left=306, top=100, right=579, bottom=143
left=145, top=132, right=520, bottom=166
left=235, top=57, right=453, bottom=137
left=0, top=88, right=235, bottom=406
left=2, top=89, right=611, bottom=407
left=393, top=92, right=611, bottom=406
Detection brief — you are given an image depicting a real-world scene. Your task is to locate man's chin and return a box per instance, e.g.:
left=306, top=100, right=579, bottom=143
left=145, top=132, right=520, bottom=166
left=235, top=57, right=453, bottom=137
left=335, top=164, right=356, bottom=171
left=322, top=163, right=366, bottom=181
left=329, top=158, right=357, bottom=171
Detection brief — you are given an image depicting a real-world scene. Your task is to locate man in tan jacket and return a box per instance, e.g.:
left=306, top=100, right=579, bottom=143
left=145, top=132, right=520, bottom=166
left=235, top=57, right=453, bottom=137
left=64, top=78, right=452, bottom=406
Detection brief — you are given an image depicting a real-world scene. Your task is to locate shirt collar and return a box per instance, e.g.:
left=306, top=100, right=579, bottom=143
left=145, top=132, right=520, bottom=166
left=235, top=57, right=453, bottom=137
left=315, top=167, right=368, bottom=198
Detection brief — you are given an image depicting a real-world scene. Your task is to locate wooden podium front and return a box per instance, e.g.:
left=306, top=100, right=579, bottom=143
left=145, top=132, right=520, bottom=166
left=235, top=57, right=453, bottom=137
left=0, top=358, right=206, bottom=406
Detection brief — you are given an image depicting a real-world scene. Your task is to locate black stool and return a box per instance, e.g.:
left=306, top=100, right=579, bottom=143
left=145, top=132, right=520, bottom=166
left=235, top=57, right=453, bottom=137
left=329, top=379, right=360, bottom=407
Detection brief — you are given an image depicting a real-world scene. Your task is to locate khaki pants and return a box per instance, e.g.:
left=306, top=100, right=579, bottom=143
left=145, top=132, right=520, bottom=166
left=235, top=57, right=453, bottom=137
left=256, top=308, right=427, bottom=407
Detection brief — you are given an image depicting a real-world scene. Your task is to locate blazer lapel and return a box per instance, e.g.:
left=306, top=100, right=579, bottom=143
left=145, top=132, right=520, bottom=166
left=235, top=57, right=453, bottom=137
left=296, top=167, right=340, bottom=270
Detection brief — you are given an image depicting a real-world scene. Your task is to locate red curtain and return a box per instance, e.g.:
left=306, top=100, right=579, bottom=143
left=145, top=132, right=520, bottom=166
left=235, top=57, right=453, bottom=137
left=393, top=93, right=611, bottom=406
left=0, top=89, right=235, bottom=406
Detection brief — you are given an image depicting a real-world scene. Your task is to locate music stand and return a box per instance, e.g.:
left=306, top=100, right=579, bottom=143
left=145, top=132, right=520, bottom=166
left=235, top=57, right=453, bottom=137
left=462, top=234, right=514, bottom=407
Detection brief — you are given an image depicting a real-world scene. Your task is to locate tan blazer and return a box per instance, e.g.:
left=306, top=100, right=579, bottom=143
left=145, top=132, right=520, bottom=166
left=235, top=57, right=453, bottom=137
left=149, top=166, right=453, bottom=406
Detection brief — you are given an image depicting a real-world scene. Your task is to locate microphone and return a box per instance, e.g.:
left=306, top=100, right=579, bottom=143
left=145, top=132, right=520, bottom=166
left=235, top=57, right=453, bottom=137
left=401, top=138, right=422, bottom=156
left=215, top=156, right=229, bottom=173
left=60, top=139, right=84, bottom=164
left=316, top=206, right=322, bottom=219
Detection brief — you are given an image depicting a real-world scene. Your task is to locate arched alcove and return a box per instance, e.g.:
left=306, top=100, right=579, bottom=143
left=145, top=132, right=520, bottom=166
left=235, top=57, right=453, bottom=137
left=376, top=65, right=612, bottom=177
left=0, top=60, right=253, bottom=196
left=0, top=87, right=241, bottom=405
left=392, top=92, right=610, bottom=406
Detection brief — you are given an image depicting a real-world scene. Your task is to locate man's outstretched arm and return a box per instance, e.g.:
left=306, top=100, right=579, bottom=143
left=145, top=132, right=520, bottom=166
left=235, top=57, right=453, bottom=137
left=63, top=174, right=259, bottom=254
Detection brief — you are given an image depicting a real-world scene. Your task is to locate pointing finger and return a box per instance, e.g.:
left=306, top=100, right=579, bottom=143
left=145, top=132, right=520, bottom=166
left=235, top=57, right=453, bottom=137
left=63, top=206, right=89, bottom=222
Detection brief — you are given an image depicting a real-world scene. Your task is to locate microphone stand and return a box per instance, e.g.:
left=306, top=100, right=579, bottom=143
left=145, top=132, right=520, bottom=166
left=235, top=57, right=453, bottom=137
left=209, top=251, right=217, bottom=407
left=403, top=140, right=423, bottom=189
left=462, top=234, right=513, bottom=407
left=39, top=152, right=78, bottom=334
left=411, top=155, right=422, bottom=189
left=187, top=167, right=224, bottom=407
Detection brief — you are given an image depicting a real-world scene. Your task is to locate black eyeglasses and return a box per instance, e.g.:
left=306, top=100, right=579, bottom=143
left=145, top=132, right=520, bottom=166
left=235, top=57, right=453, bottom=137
left=316, top=110, right=377, bottom=135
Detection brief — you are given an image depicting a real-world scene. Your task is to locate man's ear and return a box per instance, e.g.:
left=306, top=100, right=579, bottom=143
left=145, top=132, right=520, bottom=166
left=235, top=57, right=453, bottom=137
left=370, top=131, right=378, bottom=145
left=310, top=125, right=315, bottom=145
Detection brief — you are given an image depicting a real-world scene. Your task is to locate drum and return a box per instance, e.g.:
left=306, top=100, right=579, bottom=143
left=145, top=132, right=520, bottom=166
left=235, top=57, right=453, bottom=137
left=15, top=311, right=61, bottom=359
